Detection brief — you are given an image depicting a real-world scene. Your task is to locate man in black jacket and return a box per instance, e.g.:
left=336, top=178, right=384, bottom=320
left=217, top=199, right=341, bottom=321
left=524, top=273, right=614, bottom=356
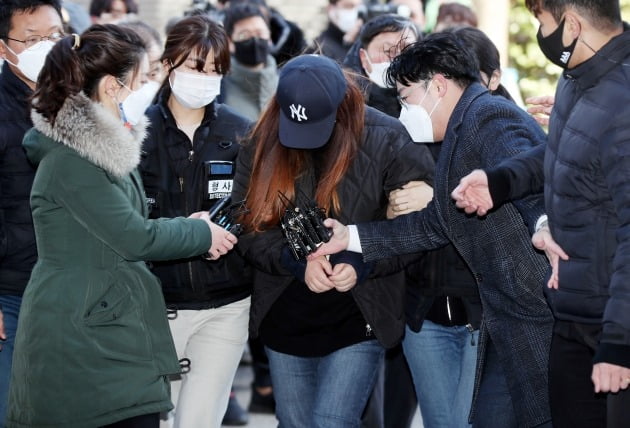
left=452, top=1, right=630, bottom=427
left=0, top=1, right=63, bottom=425
left=311, top=0, right=363, bottom=63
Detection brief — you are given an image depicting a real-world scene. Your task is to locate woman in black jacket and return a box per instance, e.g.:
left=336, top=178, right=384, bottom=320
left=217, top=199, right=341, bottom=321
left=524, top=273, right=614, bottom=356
left=138, top=15, right=252, bottom=428
left=231, top=54, right=433, bottom=427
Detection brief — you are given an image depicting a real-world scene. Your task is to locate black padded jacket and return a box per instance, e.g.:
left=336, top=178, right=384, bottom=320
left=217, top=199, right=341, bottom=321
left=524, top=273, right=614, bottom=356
left=0, top=63, right=37, bottom=296
left=139, top=89, right=253, bottom=309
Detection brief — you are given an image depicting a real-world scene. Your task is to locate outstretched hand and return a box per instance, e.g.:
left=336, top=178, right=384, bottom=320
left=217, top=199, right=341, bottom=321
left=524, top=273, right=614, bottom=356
left=592, top=362, right=630, bottom=393
left=207, top=222, right=238, bottom=260
left=526, top=95, right=554, bottom=127
left=190, top=211, right=238, bottom=260
left=451, top=170, right=493, bottom=216
left=532, top=226, right=568, bottom=289
left=388, top=181, right=434, bottom=218
left=308, top=219, right=350, bottom=259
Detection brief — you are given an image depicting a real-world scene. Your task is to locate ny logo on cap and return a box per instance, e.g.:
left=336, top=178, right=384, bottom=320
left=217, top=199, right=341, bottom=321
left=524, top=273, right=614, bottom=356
left=290, top=104, right=308, bottom=122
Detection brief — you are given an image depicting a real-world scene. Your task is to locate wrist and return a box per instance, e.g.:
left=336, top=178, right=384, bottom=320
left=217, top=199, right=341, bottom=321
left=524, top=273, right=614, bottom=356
left=535, top=214, right=549, bottom=233
left=347, top=225, right=362, bottom=253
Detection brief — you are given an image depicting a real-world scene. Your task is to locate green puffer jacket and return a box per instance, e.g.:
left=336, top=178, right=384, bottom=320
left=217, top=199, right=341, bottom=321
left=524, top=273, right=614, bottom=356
left=7, top=93, right=211, bottom=427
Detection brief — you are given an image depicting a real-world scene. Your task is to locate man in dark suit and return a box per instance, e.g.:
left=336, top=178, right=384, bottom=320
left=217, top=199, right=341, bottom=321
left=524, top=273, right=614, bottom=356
left=312, top=32, right=554, bottom=428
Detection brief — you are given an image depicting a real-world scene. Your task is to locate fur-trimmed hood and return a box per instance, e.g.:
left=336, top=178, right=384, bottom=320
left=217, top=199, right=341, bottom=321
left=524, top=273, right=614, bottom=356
left=29, top=92, right=147, bottom=178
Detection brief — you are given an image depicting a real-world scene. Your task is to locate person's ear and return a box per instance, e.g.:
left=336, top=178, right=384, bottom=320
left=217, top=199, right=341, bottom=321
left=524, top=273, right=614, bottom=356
left=359, top=48, right=371, bottom=74
left=433, top=73, right=448, bottom=97
left=0, top=39, right=9, bottom=60
left=100, top=74, right=122, bottom=99
left=563, top=11, right=582, bottom=41
left=488, top=70, right=501, bottom=91
left=162, top=59, right=173, bottom=75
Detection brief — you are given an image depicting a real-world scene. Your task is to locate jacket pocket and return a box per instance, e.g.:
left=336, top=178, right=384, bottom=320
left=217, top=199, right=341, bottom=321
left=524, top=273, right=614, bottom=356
left=83, top=278, right=152, bottom=361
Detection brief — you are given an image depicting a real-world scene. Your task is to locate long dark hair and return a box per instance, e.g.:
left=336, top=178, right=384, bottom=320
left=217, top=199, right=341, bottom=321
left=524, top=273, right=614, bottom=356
left=447, top=26, right=514, bottom=101
left=32, top=24, right=146, bottom=123
left=162, top=15, right=230, bottom=78
left=242, top=72, right=365, bottom=233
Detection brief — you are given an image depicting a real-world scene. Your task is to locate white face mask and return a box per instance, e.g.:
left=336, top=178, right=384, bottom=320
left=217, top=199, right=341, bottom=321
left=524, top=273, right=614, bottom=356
left=169, top=69, right=222, bottom=110
left=362, top=51, right=391, bottom=89
left=333, top=7, right=359, bottom=33
left=398, top=81, right=441, bottom=143
left=5, top=40, right=55, bottom=82
left=118, top=80, right=160, bottom=127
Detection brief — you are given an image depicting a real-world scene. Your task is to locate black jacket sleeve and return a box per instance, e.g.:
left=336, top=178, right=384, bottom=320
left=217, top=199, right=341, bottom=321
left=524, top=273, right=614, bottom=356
left=486, top=144, right=546, bottom=213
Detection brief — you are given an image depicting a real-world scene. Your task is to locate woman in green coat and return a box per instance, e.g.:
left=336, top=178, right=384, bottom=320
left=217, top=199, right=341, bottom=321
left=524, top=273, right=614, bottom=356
left=6, top=25, right=237, bottom=428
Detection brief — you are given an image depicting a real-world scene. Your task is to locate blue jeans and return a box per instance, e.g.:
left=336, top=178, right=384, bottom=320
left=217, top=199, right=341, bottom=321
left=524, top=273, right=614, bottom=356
left=402, top=321, right=478, bottom=428
left=0, top=295, right=21, bottom=428
left=266, top=340, right=384, bottom=428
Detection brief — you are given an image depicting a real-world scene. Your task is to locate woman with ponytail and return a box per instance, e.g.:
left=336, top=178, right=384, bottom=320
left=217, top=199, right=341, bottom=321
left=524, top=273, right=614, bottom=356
left=230, top=54, right=434, bottom=427
left=6, top=24, right=236, bottom=428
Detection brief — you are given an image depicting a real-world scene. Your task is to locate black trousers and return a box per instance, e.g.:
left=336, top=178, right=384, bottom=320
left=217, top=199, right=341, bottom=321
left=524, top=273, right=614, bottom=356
left=101, top=413, right=159, bottom=428
left=550, top=320, right=630, bottom=428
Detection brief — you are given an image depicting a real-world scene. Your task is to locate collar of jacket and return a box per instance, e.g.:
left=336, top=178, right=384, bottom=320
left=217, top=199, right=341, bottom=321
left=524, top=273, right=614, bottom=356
left=563, top=23, right=630, bottom=91
left=447, top=82, right=489, bottom=133
left=0, top=61, right=32, bottom=108
left=324, top=22, right=346, bottom=43
left=30, top=91, right=147, bottom=178
left=155, top=86, right=218, bottom=131
left=229, top=55, right=278, bottom=97
left=269, top=11, right=291, bottom=55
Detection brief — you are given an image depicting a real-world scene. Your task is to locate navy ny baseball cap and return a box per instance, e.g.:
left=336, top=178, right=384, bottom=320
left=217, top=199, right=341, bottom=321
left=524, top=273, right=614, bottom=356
left=277, top=55, right=348, bottom=149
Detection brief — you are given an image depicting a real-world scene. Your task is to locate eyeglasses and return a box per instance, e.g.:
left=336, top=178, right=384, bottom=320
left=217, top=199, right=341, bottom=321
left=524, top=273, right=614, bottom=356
left=233, top=30, right=270, bottom=42
left=382, top=39, right=413, bottom=61
left=7, top=32, right=64, bottom=50
left=397, top=84, right=423, bottom=108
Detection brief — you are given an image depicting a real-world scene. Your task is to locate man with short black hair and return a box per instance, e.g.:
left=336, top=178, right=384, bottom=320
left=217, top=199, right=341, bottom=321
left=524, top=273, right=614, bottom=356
left=0, top=1, right=63, bottom=425
left=313, top=32, right=554, bottom=427
left=452, top=1, right=630, bottom=427
left=222, top=2, right=278, bottom=122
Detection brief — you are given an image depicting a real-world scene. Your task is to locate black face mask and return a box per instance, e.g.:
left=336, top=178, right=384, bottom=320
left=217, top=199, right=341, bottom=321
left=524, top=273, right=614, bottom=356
left=234, top=37, right=270, bottom=66
left=537, top=18, right=578, bottom=69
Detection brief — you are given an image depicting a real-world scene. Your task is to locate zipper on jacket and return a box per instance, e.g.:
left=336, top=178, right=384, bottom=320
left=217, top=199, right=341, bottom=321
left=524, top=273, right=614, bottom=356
left=176, top=174, right=195, bottom=288
left=188, top=150, right=194, bottom=162
left=188, top=261, right=194, bottom=290
left=446, top=296, right=452, bottom=323
left=365, top=324, right=373, bottom=337
left=180, top=174, right=195, bottom=288
left=466, top=323, right=476, bottom=346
